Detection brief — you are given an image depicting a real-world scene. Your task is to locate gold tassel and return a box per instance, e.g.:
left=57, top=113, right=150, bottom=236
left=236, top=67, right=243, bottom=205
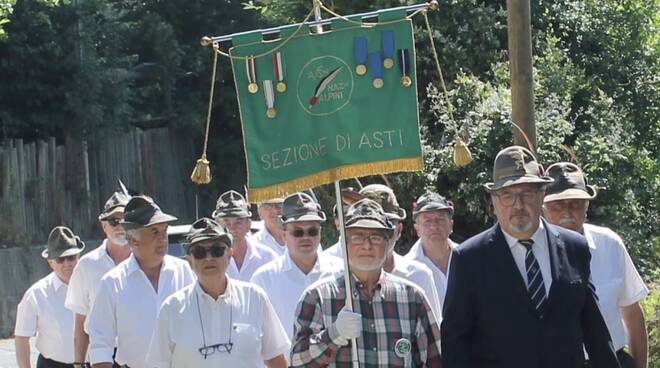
left=190, top=155, right=211, bottom=184
left=453, top=137, right=473, bottom=167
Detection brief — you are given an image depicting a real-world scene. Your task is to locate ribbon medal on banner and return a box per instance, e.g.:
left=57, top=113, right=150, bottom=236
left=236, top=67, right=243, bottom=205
left=272, top=52, right=287, bottom=92
left=354, top=37, right=368, bottom=76
left=381, top=31, right=395, bottom=69
left=369, top=52, right=384, bottom=88
left=246, top=55, right=258, bottom=94
left=398, top=48, right=412, bottom=87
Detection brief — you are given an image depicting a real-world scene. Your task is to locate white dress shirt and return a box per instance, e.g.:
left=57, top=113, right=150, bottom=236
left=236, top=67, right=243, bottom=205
left=390, top=253, right=443, bottom=321
left=404, top=238, right=456, bottom=312
left=250, top=227, right=287, bottom=256
left=14, top=272, right=75, bottom=364
left=250, top=250, right=342, bottom=340
left=584, top=223, right=649, bottom=350
left=228, top=237, right=279, bottom=282
left=85, top=254, right=195, bottom=368
left=501, top=221, right=552, bottom=296
left=65, top=240, right=118, bottom=316
left=146, top=280, right=290, bottom=368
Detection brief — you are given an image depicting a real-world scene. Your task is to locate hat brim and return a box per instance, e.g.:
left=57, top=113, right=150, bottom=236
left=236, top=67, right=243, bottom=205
left=98, top=206, right=125, bottom=221
left=280, top=212, right=327, bottom=224
left=386, top=208, right=407, bottom=221
left=346, top=219, right=394, bottom=233
left=122, top=213, right=178, bottom=230
left=211, top=210, right=252, bottom=219
left=413, top=205, right=454, bottom=219
left=484, top=175, right=554, bottom=192
left=544, top=186, right=597, bottom=203
left=42, top=243, right=85, bottom=260
left=189, top=234, right=232, bottom=247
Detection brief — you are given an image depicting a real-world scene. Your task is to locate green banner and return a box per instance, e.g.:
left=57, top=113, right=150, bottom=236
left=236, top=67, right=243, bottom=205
left=230, top=14, right=422, bottom=201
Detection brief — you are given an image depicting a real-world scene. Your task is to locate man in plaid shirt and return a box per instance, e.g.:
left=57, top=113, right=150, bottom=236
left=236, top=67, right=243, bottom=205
left=290, top=198, right=442, bottom=367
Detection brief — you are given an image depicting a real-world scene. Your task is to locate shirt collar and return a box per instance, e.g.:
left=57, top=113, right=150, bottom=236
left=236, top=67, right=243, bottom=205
left=350, top=270, right=387, bottom=299
left=195, top=279, right=233, bottom=304
left=50, top=272, right=66, bottom=292
left=582, top=225, right=597, bottom=250
left=282, top=248, right=322, bottom=274
left=501, top=219, right=546, bottom=249
left=125, top=253, right=171, bottom=275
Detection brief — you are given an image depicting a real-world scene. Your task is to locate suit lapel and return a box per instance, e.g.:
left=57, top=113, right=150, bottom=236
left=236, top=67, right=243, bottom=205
left=544, top=220, right=567, bottom=314
left=489, top=225, right=536, bottom=313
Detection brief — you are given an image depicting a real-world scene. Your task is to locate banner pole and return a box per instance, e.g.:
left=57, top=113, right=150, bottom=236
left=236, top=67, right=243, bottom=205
left=334, top=180, right=360, bottom=366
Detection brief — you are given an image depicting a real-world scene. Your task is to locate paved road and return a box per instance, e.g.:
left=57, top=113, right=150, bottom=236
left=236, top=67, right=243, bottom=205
left=0, top=338, right=37, bottom=368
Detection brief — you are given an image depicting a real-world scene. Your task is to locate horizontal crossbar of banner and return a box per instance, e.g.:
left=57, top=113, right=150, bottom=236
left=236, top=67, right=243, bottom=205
left=204, top=2, right=434, bottom=44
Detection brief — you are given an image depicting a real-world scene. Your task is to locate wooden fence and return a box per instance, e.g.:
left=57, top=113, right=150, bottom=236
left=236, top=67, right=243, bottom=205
left=0, top=127, right=198, bottom=244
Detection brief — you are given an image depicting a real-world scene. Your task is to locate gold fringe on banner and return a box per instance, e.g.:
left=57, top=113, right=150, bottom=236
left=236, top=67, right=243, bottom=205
left=248, top=157, right=423, bottom=202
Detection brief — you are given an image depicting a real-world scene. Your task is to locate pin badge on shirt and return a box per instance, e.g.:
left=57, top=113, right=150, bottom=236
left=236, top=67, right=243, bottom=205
left=394, top=338, right=411, bottom=358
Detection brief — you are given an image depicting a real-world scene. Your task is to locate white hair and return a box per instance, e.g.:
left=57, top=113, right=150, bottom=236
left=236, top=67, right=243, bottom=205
left=126, top=228, right=142, bottom=241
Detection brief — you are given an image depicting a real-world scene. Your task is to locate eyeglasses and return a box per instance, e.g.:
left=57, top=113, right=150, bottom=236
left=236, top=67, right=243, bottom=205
left=349, top=234, right=387, bottom=245
left=190, top=243, right=228, bottom=260
left=290, top=227, right=320, bottom=238
left=199, top=342, right=234, bottom=358
left=55, top=255, right=78, bottom=264
left=493, top=190, right=539, bottom=207
left=104, top=218, right=122, bottom=227
left=196, top=292, right=233, bottom=358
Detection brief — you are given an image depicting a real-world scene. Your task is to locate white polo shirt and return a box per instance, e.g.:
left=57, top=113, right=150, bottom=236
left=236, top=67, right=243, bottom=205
left=85, top=254, right=195, bottom=368
left=251, top=227, right=287, bottom=256
left=65, top=240, right=118, bottom=316
left=405, top=237, right=458, bottom=312
left=146, top=280, right=290, bottom=368
left=390, top=253, right=442, bottom=321
left=14, top=272, right=74, bottom=364
left=584, top=223, right=649, bottom=351
left=250, top=250, right=342, bottom=339
left=227, top=237, right=279, bottom=282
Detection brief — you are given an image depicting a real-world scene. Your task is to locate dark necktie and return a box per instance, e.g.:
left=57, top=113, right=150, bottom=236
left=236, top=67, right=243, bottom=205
left=519, top=239, right=547, bottom=316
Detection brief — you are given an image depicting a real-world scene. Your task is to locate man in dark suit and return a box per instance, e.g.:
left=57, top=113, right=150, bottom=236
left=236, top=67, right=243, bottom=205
left=441, top=146, right=620, bottom=368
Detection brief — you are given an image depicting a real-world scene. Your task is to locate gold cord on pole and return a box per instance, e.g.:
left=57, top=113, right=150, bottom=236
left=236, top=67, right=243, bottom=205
left=422, top=10, right=472, bottom=167
left=190, top=43, right=220, bottom=184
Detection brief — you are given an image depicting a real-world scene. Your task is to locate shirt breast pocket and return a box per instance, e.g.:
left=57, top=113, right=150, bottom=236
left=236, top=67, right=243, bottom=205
left=232, top=323, right=263, bottom=358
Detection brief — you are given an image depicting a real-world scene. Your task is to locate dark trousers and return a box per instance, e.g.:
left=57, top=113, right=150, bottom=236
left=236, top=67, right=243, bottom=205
left=584, top=349, right=635, bottom=368
left=36, top=355, right=73, bottom=368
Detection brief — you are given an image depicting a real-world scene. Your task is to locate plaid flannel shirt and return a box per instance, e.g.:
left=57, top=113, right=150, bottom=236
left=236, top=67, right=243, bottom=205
left=290, top=271, right=442, bottom=367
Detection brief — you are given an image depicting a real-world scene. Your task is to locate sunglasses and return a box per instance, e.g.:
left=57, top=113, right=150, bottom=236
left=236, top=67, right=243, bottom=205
left=289, top=227, right=320, bottom=238
left=190, top=243, right=228, bottom=260
left=55, top=255, right=78, bottom=264
left=105, top=218, right=122, bottom=227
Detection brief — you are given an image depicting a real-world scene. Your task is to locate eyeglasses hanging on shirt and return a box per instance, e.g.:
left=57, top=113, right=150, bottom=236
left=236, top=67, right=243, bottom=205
left=195, top=292, right=233, bottom=358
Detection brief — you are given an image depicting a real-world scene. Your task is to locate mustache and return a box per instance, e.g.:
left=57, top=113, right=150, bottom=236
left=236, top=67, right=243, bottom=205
left=559, top=217, right=577, bottom=225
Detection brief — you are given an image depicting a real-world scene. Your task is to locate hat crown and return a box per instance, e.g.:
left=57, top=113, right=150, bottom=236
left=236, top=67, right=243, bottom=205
left=281, top=192, right=324, bottom=222
left=214, top=190, right=251, bottom=218
left=359, top=184, right=402, bottom=214
left=123, top=196, right=159, bottom=223
left=186, top=217, right=232, bottom=245
left=44, top=226, right=84, bottom=259
left=413, top=191, right=454, bottom=216
left=103, top=192, right=130, bottom=212
left=345, top=198, right=393, bottom=230
left=493, top=146, right=540, bottom=180
left=545, top=162, right=591, bottom=196
left=485, top=146, right=553, bottom=191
